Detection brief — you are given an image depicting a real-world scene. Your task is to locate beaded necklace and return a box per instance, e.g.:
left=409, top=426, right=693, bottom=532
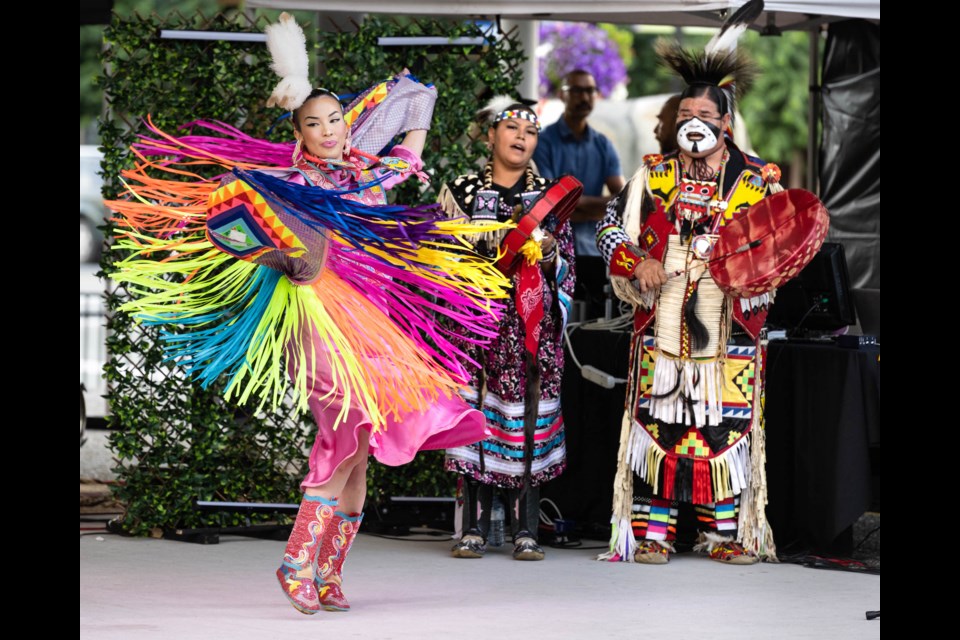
left=675, top=149, right=730, bottom=243
left=298, top=150, right=365, bottom=183
left=482, top=162, right=538, bottom=220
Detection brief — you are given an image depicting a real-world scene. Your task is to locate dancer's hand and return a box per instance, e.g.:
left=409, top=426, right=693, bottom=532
left=634, top=259, right=667, bottom=293
left=539, top=230, right=557, bottom=257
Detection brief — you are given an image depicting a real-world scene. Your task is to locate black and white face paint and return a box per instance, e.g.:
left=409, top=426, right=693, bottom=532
left=676, top=117, right=722, bottom=155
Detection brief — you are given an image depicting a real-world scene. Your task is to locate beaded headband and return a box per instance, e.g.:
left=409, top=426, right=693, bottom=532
left=493, top=109, right=541, bottom=131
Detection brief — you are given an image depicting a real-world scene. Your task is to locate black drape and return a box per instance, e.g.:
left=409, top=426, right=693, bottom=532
left=764, top=341, right=881, bottom=552
left=820, top=19, right=881, bottom=289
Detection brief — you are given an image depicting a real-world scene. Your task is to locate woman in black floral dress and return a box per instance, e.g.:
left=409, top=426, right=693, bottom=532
left=439, top=101, right=576, bottom=561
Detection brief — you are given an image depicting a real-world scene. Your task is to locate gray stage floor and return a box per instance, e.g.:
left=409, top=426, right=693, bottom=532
left=80, top=530, right=880, bottom=639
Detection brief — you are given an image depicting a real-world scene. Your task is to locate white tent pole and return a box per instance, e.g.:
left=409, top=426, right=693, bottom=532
left=806, top=26, right=820, bottom=192
left=501, top=18, right=539, bottom=100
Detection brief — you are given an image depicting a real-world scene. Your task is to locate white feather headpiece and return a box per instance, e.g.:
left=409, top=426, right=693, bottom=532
left=655, top=0, right=762, bottom=119
left=476, top=95, right=518, bottom=127
left=705, top=0, right=764, bottom=57
left=265, top=12, right=313, bottom=111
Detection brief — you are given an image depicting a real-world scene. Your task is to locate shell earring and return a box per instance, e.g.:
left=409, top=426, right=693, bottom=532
left=292, top=137, right=303, bottom=163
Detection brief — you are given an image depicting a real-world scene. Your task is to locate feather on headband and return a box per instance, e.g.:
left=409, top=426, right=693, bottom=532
left=265, top=12, right=313, bottom=111
left=476, top=95, right=517, bottom=127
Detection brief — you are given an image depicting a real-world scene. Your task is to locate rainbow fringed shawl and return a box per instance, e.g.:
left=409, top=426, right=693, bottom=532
left=107, top=81, right=510, bottom=432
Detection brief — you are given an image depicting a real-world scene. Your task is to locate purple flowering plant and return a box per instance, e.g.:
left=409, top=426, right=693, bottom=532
left=538, top=22, right=628, bottom=97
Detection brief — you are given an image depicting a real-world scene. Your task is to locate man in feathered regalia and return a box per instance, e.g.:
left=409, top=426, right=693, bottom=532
left=596, top=0, right=784, bottom=565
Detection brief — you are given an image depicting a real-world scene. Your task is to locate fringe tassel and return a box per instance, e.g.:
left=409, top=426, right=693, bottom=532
left=599, top=389, right=769, bottom=558
left=729, top=436, right=750, bottom=496
left=648, top=435, right=666, bottom=494
left=711, top=445, right=742, bottom=503
left=600, top=333, right=645, bottom=562
left=610, top=274, right=654, bottom=309
left=299, top=271, right=466, bottom=424
left=621, top=164, right=651, bottom=244
left=622, top=420, right=751, bottom=511
left=597, top=515, right=636, bottom=562
left=662, top=456, right=677, bottom=500
left=601, top=409, right=640, bottom=562
left=107, top=123, right=515, bottom=428
left=692, top=458, right=713, bottom=504
left=437, top=182, right=511, bottom=247
left=648, top=354, right=724, bottom=427
left=737, top=426, right=778, bottom=561
left=437, top=182, right=460, bottom=218
left=612, top=410, right=636, bottom=558
left=736, top=375, right=778, bottom=561
left=135, top=116, right=292, bottom=168
left=711, top=455, right=727, bottom=502
left=626, top=422, right=654, bottom=478
left=113, top=234, right=473, bottom=429
left=471, top=227, right=511, bottom=247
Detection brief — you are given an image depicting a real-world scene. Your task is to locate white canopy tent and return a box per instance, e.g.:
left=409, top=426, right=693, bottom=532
left=247, top=1, right=879, bottom=30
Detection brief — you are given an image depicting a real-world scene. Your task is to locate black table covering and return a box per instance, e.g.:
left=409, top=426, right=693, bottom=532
left=764, top=340, right=881, bottom=551
left=544, top=329, right=880, bottom=553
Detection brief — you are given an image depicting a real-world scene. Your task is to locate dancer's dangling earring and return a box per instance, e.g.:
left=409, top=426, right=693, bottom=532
left=292, top=136, right=303, bottom=164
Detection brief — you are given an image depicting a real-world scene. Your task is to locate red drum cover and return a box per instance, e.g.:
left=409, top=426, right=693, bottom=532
left=495, top=175, right=582, bottom=277
left=710, top=189, right=830, bottom=297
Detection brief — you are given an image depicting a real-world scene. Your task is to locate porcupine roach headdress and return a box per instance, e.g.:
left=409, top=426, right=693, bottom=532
left=107, top=14, right=511, bottom=432
left=655, top=0, right=762, bottom=127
